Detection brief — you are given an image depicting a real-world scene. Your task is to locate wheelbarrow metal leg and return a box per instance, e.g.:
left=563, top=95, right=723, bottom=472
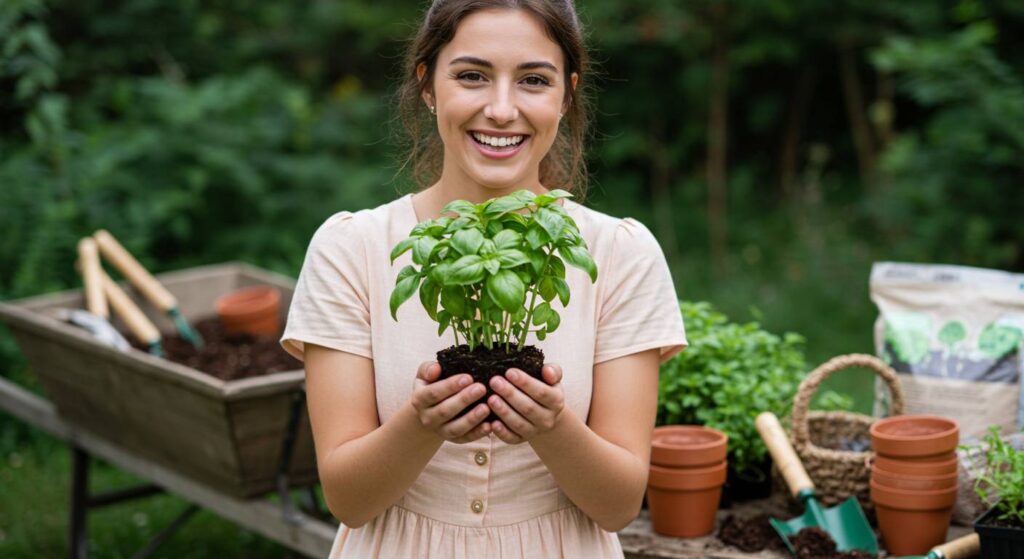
left=128, top=504, right=199, bottom=559
left=71, top=446, right=90, bottom=559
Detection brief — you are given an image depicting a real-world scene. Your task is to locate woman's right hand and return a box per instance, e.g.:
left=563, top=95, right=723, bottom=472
left=411, top=361, right=492, bottom=444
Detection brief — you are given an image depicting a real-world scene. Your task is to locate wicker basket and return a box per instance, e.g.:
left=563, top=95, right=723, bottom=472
left=790, top=353, right=905, bottom=513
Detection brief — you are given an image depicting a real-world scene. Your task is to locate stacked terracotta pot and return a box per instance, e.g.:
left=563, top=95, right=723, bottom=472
left=869, top=415, right=960, bottom=556
left=647, top=425, right=728, bottom=537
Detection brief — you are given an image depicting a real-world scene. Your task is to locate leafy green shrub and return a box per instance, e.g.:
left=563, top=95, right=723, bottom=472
left=658, top=301, right=807, bottom=478
left=971, top=426, right=1024, bottom=525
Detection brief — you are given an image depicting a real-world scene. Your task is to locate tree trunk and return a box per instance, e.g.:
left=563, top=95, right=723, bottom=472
left=707, top=1, right=730, bottom=276
left=650, top=117, right=681, bottom=267
left=838, top=37, right=876, bottom=187
left=780, top=65, right=816, bottom=199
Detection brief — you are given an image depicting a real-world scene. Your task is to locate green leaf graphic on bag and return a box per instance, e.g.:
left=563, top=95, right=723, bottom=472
left=978, top=324, right=1023, bottom=360
left=885, top=312, right=931, bottom=365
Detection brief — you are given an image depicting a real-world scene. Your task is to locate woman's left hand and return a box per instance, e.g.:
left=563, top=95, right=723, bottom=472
left=487, top=364, right=565, bottom=444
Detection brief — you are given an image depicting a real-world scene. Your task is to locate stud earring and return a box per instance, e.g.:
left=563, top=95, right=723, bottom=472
left=429, top=105, right=436, bottom=115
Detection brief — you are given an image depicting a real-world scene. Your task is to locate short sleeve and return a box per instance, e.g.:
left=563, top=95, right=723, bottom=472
left=280, top=212, right=372, bottom=361
left=593, top=218, right=687, bottom=365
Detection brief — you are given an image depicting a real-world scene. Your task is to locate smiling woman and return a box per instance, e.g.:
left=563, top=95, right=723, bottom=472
left=280, top=2, right=687, bottom=558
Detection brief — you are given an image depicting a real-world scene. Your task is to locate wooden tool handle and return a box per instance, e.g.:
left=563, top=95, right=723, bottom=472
left=100, top=270, right=161, bottom=346
left=933, top=533, right=980, bottom=559
left=77, top=238, right=107, bottom=319
left=755, top=412, right=815, bottom=497
left=94, top=229, right=176, bottom=312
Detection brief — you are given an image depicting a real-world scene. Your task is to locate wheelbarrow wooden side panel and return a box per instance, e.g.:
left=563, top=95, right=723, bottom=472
left=0, top=262, right=317, bottom=498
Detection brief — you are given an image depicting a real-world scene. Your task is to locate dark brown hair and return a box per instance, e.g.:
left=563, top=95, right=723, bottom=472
left=395, top=0, right=591, bottom=200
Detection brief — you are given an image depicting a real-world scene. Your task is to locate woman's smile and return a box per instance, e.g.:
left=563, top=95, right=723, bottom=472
left=468, top=130, right=531, bottom=159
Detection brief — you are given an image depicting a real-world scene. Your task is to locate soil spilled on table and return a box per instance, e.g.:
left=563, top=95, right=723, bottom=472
left=718, top=513, right=786, bottom=552
left=788, top=527, right=874, bottom=559
left=132, top=317, right=298, bottom=380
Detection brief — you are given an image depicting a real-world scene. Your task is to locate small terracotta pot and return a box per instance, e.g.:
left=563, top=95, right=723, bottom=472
left=871, top=465, right=958, bottom=491
left=873, top=454, right=958, bottom=476
left=647, top=461, right=727, bottom=538
left=870, top=481, right=957, bottom=555
left=651, top=425, right=728, bottom=468
left=870, top=415, right=959, bottom=461
left=215, top=286, right=282, bottom=336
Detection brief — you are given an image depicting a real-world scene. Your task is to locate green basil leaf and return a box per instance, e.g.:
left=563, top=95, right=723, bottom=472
left=513, top=189, right=537, bottom=203
left=437, top=310, right=452, bottom=336
left=550, top=256, right=566, bottom=278
left=390, top=237, right=416, bottom=263
left=418, top=276, right=441, bottom=320
left=429, top=262, right=451, bottom=284
left=413, top=236, right=439, bottom=265
left=479, top=239, right=496, bottom=256
left=483, top=257, right=500, bottom=275
left=525, top=224, right=549, bottom=249
left=494, top=229, right=522, bottom=250
left=532, top=302, right=552, bottom=325
left=486, top=269, right=525, bottom=313
left=553, top=277, right=570, bottom=306
left=484, top=196, right=529, bottom=218
left=558, top=245, right=598, bottom=282
left=538, top=276, right=556, bottom=302
left=497, top=249, right=531, bottom=268
left=445, top=216, right=474, bottom=233
left=536, top=328, right=547, bottom=341
left=442, top=200, right=476, bottom=216
left=546, top=188, right=572, bottom=200
left=396, top=265, right=418, bottom=281
left=546, top=310, right=561, bottom=331
left=389, top=273, right=420, bottom=320
left=441, top=286, right=468, bottom=317
left=535, top=206, right=563, bottom=241
left=452, top=227, right=485, bottom=255
left=528, top=250, right=546, bottom=274
left=447, top=254, right=485, bottom=285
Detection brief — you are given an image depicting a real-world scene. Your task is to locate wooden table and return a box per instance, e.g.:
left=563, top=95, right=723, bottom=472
left=1, top=377, right=973, bottom=558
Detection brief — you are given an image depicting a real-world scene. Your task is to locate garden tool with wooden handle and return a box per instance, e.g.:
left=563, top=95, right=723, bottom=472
left=65, top=238, right=131, bottom=351
left=93, top=229, right=203, bottom=349
left=897, top=533, right=980, bottom=559
left=755, top=412, right=878, bottom=557
left=99, top=267, right=163, bottom=357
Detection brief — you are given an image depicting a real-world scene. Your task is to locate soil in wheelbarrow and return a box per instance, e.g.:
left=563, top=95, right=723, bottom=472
left=131, top=317, right=299, bottom=380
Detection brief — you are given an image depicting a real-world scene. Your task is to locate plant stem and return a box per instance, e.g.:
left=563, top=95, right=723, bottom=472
left=518, top=248, right=553, bottom=351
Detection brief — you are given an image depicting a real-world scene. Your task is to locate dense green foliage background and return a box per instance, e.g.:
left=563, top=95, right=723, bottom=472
left=1, top=0, right=1023, bottom=554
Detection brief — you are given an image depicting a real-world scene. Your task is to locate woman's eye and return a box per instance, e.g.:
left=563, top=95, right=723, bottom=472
left=523, top=75, right=550, bottom=87
left=458, top=72, right=485, bottom=82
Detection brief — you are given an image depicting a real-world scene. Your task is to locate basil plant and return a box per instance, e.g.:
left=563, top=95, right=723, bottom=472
left=389, top=189, right=597, bottom=352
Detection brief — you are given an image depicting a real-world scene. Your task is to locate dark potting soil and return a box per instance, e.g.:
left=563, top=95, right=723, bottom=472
left=788, top=527, right=874, bottom=559
left=717, top=513, right=787, bottom=552
left=437, top=343, right=544, bottom=422
left=132, top=317, right=299, bottom=381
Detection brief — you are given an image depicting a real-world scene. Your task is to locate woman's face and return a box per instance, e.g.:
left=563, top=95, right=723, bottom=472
left=422, top=9, right=577, bottom=194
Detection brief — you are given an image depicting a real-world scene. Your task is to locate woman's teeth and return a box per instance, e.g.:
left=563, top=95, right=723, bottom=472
left=471, top=132, right=524, bottom=148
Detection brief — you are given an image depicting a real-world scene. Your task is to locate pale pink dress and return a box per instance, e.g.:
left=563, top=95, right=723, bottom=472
left=281, top=193, right=687, bottom=559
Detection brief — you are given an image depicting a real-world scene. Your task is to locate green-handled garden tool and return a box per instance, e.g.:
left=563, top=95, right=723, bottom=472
left=94, top=229, right=203, bottom=349
left=897, top=533, right=980, bottom=559
left=755, top=411, right=878, bottom=557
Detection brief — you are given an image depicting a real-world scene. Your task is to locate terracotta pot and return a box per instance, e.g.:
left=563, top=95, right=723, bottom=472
left=871, top=465, right=958, bottom=492
left=215, top=286, right=282, bottom=336
left=870, top=481, right=957, bottom=555
left=647, top=461, right=727, bottom=537
left=651, top=425, right=728, bottom=468
left=873, top=454, right=958, bottom=476
left=870, top=415, right=959, bottom=461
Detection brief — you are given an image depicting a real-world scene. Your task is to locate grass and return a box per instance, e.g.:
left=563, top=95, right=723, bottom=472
left=0, top=429, right=302, bottom=558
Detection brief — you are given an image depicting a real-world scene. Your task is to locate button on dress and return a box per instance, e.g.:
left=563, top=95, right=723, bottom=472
left=282, top=194, right=687, bottom=558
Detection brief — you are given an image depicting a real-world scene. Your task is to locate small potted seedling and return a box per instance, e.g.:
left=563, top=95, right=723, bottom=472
left=970, top=426, right=1024, bottom=558
left=389, top=189, right=597, bottom=421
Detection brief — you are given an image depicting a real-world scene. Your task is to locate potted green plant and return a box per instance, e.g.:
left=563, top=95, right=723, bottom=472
left=970, top=426, right=1024, bottom=558
left=389, top=189, right=597, bottom=420
left=657, top=301, right=807, bottom=502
